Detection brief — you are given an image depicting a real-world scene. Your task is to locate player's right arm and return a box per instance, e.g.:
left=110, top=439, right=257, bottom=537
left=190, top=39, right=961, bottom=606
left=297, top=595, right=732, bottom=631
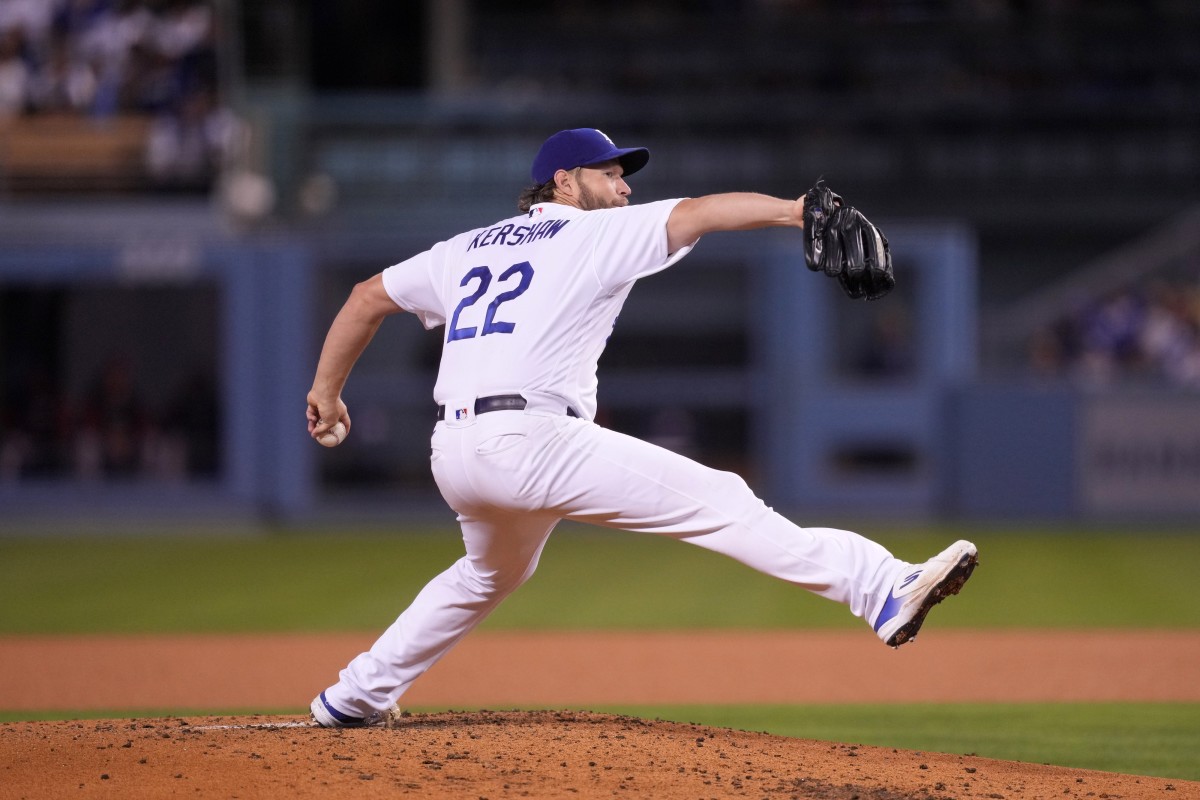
left=666, top=192, right=805, bottom=254
left=307, top=272, right=404, bottom=440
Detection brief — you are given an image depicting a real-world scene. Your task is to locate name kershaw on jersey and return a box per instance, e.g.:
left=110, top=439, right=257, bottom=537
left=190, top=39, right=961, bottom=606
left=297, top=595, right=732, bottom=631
left=467, top=218, right=571, bottom=251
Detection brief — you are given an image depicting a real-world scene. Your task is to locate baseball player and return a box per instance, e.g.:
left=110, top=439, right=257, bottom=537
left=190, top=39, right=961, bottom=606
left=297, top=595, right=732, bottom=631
left=306, top=128, right=978, bottom=728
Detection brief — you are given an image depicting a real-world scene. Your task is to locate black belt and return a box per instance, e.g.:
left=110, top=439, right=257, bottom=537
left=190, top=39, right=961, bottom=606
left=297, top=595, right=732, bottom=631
left=437, top=394, right=579, bottom=421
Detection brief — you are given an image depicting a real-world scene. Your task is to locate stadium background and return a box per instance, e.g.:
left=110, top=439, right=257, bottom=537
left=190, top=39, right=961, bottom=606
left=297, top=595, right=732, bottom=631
left=3, top=1, right=1199, bottom=526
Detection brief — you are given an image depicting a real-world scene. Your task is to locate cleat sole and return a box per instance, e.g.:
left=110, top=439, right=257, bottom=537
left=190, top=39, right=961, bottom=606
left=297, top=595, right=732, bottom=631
left=885, top=551, right=978, bottom=648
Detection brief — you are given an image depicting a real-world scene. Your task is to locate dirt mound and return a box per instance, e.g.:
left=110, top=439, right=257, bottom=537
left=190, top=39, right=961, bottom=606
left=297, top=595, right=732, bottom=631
left=1, top=710, right=1192, bottom=799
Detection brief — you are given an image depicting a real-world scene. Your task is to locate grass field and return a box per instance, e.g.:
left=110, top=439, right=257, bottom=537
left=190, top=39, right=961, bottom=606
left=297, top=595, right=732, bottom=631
left=3, top=524, right=1199, bottom=633
left=2, top=524, right=1198, bottom=780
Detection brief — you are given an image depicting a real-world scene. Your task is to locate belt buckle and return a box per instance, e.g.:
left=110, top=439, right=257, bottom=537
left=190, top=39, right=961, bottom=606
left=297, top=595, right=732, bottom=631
left=480, top=395, right=526, bottom=414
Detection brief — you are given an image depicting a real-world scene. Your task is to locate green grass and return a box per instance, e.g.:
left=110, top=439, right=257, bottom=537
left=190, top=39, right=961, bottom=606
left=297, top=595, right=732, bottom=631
left=1, top=525, right=1198, bottom=633
left=0, top=531, right=463, bottom=633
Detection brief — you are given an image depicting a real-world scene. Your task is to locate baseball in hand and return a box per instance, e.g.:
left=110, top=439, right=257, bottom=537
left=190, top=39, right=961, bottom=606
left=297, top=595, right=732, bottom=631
left=316, top=421, right=347, bottom=448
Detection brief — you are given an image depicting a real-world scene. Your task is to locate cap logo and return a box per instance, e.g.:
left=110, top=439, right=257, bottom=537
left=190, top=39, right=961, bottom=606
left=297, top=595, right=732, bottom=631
left=595, top=129, right=616, bottom=146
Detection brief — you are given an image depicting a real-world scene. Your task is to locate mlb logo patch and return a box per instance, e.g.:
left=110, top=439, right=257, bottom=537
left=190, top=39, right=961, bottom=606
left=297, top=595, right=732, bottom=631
left=455, top=408, right=469, bottom=420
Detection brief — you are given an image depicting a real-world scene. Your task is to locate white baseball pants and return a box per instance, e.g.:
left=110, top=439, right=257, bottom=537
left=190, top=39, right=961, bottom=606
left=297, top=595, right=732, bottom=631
left=320, top=409, right=906, bottom=718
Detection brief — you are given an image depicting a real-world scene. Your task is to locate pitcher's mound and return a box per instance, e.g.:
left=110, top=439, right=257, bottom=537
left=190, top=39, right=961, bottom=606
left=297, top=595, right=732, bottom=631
left=1, top=709, right=1189, bottom=798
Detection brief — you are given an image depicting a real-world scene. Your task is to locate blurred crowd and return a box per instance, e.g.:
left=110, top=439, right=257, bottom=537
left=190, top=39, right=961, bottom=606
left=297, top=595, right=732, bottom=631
left=0, top=0, right=239, bottom=184
left=1029, top=279, right=1200, bottom=388
left=0, top=357, right=220, bottom=483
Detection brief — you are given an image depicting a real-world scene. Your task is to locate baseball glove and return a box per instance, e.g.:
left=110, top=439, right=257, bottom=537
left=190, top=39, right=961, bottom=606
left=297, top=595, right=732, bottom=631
left=802, top=182, right=895, bottom=301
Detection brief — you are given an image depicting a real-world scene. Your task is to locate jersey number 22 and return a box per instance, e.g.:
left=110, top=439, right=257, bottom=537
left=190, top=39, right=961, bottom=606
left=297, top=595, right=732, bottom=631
left=447, top=261, right=534, bottom=342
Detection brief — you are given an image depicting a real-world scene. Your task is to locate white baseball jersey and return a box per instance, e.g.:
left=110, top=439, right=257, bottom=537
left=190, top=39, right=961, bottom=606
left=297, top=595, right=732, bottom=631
left=381, top=199, right=693, bottom=420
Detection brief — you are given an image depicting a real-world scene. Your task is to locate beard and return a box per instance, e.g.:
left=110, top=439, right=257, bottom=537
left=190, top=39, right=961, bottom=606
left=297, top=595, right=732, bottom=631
left=578, top=182, right=627, bottom=211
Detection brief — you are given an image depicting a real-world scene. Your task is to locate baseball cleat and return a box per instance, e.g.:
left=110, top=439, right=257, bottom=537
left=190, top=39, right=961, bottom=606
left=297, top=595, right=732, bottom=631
left=310, top=691, right=403, bottom=728
left=872, top=540, right=978, bottom=648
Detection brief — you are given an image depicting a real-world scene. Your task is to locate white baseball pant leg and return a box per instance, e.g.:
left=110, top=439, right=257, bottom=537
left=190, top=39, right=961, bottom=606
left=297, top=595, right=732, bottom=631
left=320, top=410, right=906, bottom=717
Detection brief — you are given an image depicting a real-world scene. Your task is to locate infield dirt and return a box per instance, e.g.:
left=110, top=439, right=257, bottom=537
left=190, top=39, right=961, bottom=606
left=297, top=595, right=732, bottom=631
left=1, top=630, right=1198, bottom=798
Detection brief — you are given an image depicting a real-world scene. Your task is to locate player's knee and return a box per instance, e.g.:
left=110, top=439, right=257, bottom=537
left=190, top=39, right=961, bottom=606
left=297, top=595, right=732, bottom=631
left=707, top=469, right=772, bottom=523
left=459, top=557, right=537, bottom=597
left=710, top=468, right=756, bottom=503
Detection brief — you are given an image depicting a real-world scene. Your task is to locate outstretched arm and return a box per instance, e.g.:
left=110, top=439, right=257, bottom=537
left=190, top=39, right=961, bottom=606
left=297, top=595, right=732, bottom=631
left=666, top=192, right=806, bottom=254
left=306, top=272, right=404, bottom=441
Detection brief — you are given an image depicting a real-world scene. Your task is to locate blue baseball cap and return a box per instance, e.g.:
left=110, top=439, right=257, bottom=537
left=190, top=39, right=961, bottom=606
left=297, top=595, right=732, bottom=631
left=530, top=128, right=650, bottom=185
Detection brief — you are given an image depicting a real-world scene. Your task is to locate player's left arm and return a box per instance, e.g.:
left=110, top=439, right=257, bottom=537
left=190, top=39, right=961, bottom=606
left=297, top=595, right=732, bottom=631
left=307, top=272, right=404, bottom=440
left=666, top=193, right=805, bottom=254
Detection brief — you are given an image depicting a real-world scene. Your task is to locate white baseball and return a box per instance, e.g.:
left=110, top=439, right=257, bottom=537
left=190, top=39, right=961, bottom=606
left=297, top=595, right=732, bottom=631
left=317, top=421, right=347, bottom=448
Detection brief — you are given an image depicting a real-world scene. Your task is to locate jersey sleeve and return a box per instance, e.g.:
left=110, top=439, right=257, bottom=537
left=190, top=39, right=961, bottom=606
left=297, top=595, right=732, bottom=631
left=589, top=198, right=695, bottom=290
left=381, top=243, right=448, bottom=330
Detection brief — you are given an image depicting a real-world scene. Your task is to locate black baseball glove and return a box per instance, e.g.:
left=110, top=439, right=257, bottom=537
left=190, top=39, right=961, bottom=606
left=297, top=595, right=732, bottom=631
left=803, top=182, right=895, bottom=301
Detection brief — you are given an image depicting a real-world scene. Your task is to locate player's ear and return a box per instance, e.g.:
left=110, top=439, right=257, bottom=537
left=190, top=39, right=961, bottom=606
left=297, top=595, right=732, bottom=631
left=553, top=168, right=575, bottom=195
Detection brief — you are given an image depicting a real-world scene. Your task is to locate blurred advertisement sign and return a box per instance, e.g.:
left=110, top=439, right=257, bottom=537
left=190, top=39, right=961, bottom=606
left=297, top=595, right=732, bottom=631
left=1080, top=394, right=1200, bottom=515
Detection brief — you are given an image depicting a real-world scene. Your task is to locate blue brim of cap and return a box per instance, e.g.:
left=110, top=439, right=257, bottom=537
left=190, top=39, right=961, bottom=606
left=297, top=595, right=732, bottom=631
left=602, top=146, right=649, bottom=178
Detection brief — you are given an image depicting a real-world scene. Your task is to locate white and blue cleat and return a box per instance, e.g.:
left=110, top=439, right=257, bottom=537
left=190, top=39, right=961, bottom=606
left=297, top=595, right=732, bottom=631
left=310, top=691, right=403, bottom=728
left=872, top=540, right=978, bottom=648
